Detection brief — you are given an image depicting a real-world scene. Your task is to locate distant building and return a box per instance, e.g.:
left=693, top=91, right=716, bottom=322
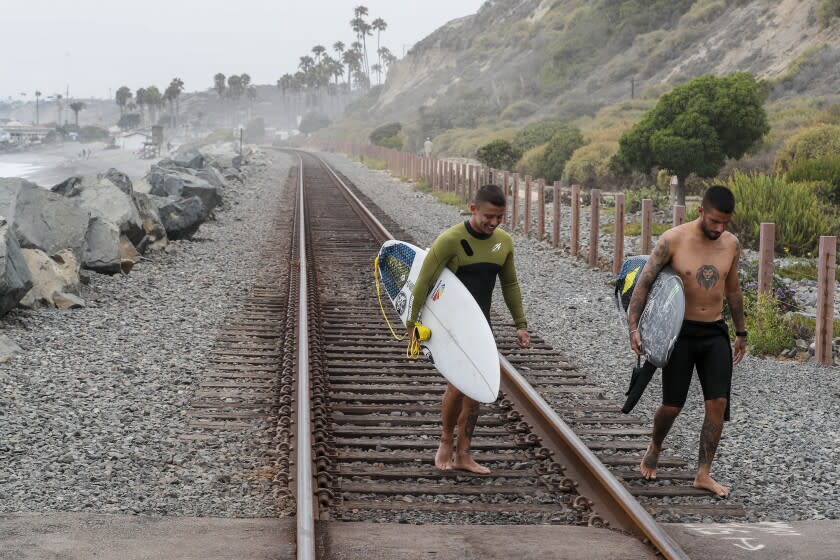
left=118, top=131, right=151, bottom=152
left=0, top=121, right=51, bottom=144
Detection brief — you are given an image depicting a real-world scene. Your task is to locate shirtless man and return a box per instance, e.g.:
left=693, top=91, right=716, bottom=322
left=627, top=185, right=746, bottom=498
left=407, top=184, right=530, bottom=474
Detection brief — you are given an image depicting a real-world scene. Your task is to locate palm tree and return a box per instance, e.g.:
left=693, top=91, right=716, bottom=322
left=115, top=86, right=132, bottom=115
left=351, top=6, right=372, bottom=84
left=241, top=73, right=251, bottom=89
left=69, top=101, right=85, bottom=127
left=164, top=78, right=184, bottom=127
left=55, top=94, right=64, bottom=125
left=143, top=86, right=163, bottom=125
left=213, top=73, right=226, bottom=98
left=371, top=63, right=383, bottom=86
left=135, top=88, right=146, bottom=125
left=372, top=17, right=387, bottom=75
left=333, top=41, right=345, bottom=61
left=312, top=45, right=326, bottom=65
left=34, top=90, right=44, bottom=125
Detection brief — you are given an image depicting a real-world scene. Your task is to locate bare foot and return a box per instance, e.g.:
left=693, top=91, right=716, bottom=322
left=451, top=453, right=491, bottom=475
left=640, top=444, right=660, bottom=480
left=435, top=439, right=454, bottom=471
left=694, top=473, right=729, bottom=498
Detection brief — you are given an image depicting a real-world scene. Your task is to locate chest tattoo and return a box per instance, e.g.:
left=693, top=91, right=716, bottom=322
left=696, top=264, right=720, bottom=289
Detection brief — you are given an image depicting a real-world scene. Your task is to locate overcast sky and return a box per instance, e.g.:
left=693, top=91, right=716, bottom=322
left=1, top=0, right=484, bottom=101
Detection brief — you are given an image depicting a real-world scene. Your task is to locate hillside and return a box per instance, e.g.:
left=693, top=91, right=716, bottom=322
left=333, top=0, right=840, bottom=153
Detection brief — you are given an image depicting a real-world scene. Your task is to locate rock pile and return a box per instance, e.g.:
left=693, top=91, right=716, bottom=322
left=0, top=143, right=249, bottom=315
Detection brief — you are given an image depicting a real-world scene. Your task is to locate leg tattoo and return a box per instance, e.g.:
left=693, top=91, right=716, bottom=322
left=698, top=416, right=723, bottom=467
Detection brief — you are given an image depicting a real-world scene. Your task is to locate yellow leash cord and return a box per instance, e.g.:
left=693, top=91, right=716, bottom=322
left=373, top=255, right=429, bottom=360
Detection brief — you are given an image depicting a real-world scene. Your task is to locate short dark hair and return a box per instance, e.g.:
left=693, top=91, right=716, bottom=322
left=474, top=184, right=506, bottom=207
left=702, top=185, right=735, bottom=214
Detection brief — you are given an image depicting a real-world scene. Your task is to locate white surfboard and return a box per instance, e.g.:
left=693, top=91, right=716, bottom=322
left=376, top=240, right=500, bottom=403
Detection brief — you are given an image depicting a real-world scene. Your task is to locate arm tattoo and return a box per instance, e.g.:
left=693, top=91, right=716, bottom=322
left=627, top=238, right=671, bottom=327
left=698, top=416, right=723, bottom=466
left=696, top=265, right=720, bottom=289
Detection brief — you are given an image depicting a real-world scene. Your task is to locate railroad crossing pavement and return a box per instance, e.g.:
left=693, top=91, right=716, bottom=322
left=0, top=514, right=295, bottom=559
left=664, top=520, right=840, bottom=559
left=1, top=514, right=838, bottom=559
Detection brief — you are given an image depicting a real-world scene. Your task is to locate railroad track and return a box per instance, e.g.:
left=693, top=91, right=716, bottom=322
left=186, top=150, right=743, bottom=558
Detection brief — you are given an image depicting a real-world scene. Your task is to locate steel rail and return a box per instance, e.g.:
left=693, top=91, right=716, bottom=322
left=294, top=154, right=316, bottom=560
left=302, top=150, right=689, bottom=559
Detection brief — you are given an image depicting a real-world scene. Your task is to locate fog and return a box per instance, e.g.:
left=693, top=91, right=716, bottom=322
left=1, top=0, right=484, bottom=100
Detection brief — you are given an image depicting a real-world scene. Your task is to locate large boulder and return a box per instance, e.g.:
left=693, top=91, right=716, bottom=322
left=119, top=235, right=140, bottom=274
left=51, top=176, right=84, bottom=197
left=195, top=166, right=228, bottom=189
left=0, top=217, right=34, bottom=316
left=148, top=169, right=221, bottom=212
left=0, top=178, right=89, bottom=260
left=132, top=192, right=168, bottom=251
left=170, top=149, right=206, bottom=170
left=83, top=216, right=121, bottom=274
left=100, top=168, right=134, bottom=196
left=74, top=176, right=144, bottom=246
left=158, top=196, right=208, bottom=240
left=182, top=182, right=222, bottom=213
left=19, top=249, right=83, bottom=309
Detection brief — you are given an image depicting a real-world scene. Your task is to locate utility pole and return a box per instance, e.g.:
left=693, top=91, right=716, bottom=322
left=631, top=77, right=635, bottom=100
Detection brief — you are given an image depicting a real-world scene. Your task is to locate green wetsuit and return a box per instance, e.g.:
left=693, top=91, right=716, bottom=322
left=407, top=221, right=527, bottom=330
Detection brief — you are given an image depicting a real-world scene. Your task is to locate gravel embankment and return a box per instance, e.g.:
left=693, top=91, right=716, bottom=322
left=321, top=152, right=840, bottom=523
left=0, top=152, right=294, bottom=516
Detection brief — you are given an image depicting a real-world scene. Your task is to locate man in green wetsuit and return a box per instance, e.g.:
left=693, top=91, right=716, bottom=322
left=406, top=184, right=531, bottom=474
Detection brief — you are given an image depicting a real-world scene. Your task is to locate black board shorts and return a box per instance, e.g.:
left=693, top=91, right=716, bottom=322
left=662, top=319, right=732, bottom=409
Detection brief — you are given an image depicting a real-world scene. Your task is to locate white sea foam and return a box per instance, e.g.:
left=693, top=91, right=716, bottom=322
left=0, top=162, right=41, bottom=178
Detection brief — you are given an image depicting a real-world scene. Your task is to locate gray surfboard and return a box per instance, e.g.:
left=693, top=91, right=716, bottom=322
left=638, top=266, right=685, bottom=367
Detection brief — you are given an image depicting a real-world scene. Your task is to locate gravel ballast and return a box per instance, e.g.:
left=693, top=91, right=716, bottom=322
left=0, top=152, right=294, bottom=516
left=321, top=152, right=840, bottom=523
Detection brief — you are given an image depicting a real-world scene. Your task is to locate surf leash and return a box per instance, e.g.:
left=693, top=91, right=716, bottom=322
left=373, top=255, right=431, bottom=359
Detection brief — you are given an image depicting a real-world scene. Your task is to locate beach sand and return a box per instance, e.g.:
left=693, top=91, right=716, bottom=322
left=0, top=142, right=163, bottom=188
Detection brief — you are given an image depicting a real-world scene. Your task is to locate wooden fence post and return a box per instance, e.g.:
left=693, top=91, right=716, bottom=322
left=673, top=204, right=686, bottom=227
left=641, top=199, right=653, bottom=255
left=589, top=189, right=601, bottom=267
left=512, top=174, right=520, bottom=232
left=571, top=185, right=580, bottom=256
left=614, top=193, right=625, bottom=275
left=537, top=179, right=546, bottom=241
left=815, top=236, right=837, bottom=365
left=758, top=223, right=775, bottom=295
left=503, top=171, right=510, bottom=225
left=524, top=176, right=532, bottom=237
left=553, top=181, right=561, bottom=249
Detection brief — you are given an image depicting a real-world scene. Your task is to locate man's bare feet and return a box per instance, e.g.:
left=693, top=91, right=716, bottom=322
left=435, top=439, right=454, bottom=471
left=640, top=444, right=660, bottom=480
left=694, top=472, right=729, bottom=498
left=451, top=453, right=491, bottom=475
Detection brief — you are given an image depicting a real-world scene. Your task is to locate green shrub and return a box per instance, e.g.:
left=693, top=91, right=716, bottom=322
left=370, top=122, right=403, bottom=148
left=563, top=141, right=619, bottom=188
left=745, top=292, right=795, bottom=356
left=726, top=171, right=836, bottom=255
left=623, top=185, right=670, bottom=213
left=299, top=112, right=331, bottom=134
left=476, top=139, right=523, bottom=171
left=774, top=124, right=840, bottom=172
left=512, top=120, right=569, bottom=151
left=786, top=155, right=840, bottom=206
left=414, top=178, right=431, bottom=193
left=818, top=0, right=840, bottom=27
left=79, top=125, right=109, bottom=142
left=533, top=126, right=585, bottom=183
left=358, top=155, right=387, bottom=170
left=432, top=191, right=467, bottom=210
left=786, top=314, right=840, bottom=339
left=501, top=101, right=539, bottom=121
left=777, top=261, right=840, bottom=282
